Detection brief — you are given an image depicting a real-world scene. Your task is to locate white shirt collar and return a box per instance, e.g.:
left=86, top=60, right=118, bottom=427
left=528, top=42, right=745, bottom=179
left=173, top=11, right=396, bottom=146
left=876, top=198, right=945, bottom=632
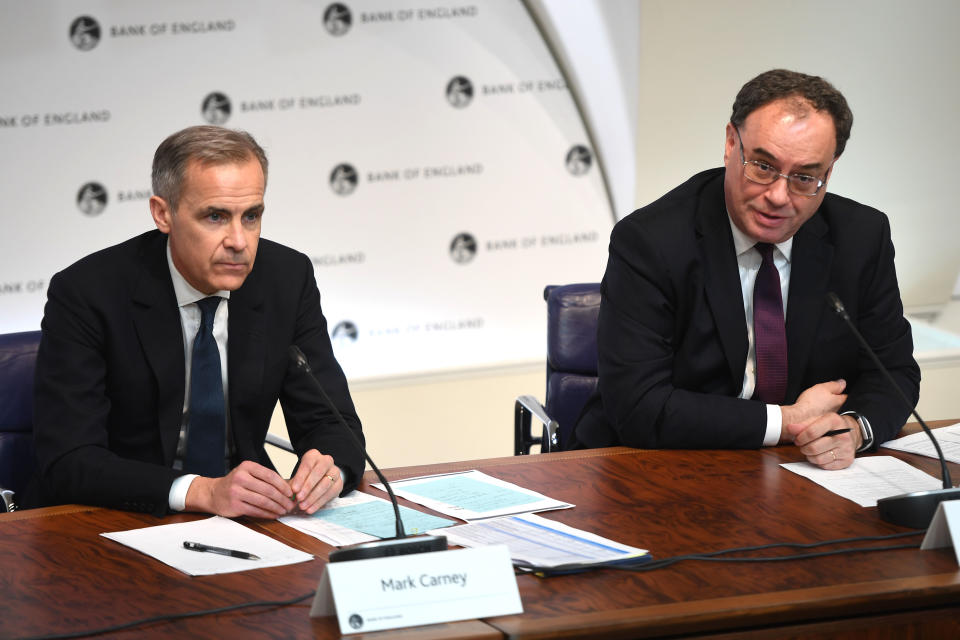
left=727, top=213, right=793, bottom=262
left=165, top=239, right=231, bottom=307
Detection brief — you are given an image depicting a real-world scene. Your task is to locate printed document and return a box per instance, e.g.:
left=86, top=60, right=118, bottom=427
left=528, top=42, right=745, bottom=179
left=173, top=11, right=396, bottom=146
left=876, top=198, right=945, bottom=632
left=881, top=422, right=960, bottom=464
left=781, top=456, right=942, bottom=507
left=373, top=469, right=573, bottom=521
left=431, top=512, right=648, bottom=568
left=281, top=491, right=456, bottom=546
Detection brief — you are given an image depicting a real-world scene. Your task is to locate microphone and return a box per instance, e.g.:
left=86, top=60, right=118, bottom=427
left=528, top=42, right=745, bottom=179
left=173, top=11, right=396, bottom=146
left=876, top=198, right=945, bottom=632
left=826, top=293, right=960, bottom=529
left=288, top=345, right=447, bottom=560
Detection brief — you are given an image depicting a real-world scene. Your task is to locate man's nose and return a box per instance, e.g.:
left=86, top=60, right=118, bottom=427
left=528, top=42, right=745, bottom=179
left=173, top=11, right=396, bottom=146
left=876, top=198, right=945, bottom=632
left=765, top=175, right=791, bottom=207
left=224, top=218, right=247, bottom=251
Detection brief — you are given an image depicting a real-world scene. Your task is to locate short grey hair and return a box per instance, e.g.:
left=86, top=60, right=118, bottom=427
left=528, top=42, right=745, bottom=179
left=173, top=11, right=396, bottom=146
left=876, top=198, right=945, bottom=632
left=151, top=125, right=268, bottom=212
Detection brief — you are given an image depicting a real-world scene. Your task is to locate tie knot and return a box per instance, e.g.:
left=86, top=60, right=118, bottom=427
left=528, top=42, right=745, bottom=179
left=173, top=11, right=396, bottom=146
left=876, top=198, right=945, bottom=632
left=756, top=243, right=775, bottom=261
left=197, top=297, right=220, bottom=327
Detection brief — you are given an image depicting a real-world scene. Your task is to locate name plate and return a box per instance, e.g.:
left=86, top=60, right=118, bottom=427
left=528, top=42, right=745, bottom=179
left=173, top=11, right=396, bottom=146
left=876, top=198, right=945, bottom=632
left=921, top=500, right=960, bottom=565
left=310, top=545, right=522, bottom=633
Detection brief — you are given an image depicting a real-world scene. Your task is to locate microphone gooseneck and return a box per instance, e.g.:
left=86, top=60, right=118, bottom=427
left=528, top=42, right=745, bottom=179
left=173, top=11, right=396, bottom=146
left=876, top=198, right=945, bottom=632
left=288, top=345, right=405, bottom=538
left=288, top=345, right=447, bottom=561
left=826, top=293, right=960, bottom=529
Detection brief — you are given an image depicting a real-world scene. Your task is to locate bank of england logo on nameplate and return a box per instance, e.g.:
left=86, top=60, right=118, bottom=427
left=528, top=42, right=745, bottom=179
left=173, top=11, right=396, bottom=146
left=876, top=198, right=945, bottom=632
left=329, top=163, right=358, bottom=196
left=77, top=182, right=108, bottom=216
left=446, top=76, right=474, bottom=108
left=69, top=16, right=101, bottom=51
left=324, top=3, right=352, bottom=36
left=201, top=92, right=232, bottom=125
left=449, top=232, right=477, bottom=264
left=565, top=145, right=592, bottom=176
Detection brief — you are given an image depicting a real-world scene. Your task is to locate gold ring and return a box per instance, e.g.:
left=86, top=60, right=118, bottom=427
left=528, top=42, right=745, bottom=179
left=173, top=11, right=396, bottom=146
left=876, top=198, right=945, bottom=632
left=830, top=449, right=837, bottom=462
left=326, top=473, right=338, bottom=483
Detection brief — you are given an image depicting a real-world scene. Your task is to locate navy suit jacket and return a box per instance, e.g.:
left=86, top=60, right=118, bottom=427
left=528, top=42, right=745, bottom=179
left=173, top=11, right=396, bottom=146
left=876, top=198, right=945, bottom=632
left=575, top=168, right=919, bottom=450
left=25, top=230, right=364, bottom=515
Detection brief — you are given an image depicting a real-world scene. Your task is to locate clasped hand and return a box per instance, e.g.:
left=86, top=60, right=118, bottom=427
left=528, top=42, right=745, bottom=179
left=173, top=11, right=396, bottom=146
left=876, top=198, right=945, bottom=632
left=186, top=449, right=342, bottom=518
left=781, top=379, right=862, bottom=469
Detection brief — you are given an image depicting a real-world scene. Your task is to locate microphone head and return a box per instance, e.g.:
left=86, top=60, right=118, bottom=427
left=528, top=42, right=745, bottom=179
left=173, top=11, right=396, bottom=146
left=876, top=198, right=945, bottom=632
left=825, top=292, right=849, bottom=320
left=288, top=345, right=309, bottom=370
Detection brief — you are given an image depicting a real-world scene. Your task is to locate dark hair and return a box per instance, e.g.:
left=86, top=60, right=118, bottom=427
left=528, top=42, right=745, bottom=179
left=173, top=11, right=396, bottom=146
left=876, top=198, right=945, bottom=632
left=151, top=125, right=268, bottom=212
left=731, top=69, right=853, bottom=158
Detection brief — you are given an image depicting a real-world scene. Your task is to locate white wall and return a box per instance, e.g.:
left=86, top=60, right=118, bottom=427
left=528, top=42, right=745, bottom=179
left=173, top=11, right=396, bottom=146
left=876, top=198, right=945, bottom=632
left=634, top=0, right=960, bottom=312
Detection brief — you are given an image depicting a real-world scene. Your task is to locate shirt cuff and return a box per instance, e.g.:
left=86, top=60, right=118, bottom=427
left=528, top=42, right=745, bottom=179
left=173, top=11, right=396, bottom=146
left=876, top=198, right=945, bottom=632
left=763, top=404, right=782, bottom=446
left=168, top=474, right=198, bottom=512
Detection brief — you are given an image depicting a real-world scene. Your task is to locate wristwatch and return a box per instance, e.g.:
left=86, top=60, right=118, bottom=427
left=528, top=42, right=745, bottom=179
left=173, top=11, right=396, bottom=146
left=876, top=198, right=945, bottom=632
left=842, top=411, right=874, bottom=453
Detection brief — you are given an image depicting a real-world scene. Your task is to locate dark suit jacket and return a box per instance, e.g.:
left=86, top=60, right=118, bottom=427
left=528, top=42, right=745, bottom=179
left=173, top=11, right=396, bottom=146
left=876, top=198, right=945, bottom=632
left=25, top=230, right=364, bottom=516
left=575, top=168, right=919, bottom=450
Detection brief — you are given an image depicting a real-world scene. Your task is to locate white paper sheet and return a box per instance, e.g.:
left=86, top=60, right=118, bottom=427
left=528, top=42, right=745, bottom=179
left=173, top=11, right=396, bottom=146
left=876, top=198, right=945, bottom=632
left=781, top=456, right=943, bottom=507
left=881, top=422, right=960, bottom=464
left=101, top=515, right=314, bottom=576
left=372, top=469, right=573, bottom=521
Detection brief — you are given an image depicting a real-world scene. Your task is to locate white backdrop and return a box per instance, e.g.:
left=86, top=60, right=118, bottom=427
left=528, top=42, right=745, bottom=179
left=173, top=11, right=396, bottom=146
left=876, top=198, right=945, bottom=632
left=0, top=0, right=612, bottom=380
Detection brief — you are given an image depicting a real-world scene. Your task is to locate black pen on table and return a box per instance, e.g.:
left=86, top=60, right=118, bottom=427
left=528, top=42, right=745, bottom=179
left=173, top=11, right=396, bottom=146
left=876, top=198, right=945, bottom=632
left=183, top=541, right=261, bottom=561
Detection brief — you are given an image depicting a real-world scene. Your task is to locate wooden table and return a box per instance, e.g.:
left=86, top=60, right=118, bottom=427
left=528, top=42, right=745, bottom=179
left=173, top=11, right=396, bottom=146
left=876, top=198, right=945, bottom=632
left=3, top=423, right=959, bottom=639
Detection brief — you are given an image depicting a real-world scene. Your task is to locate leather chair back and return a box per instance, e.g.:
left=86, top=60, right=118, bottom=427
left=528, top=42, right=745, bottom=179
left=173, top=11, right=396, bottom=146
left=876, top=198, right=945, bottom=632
left=0, top=331, right=41, bottom=500
left=544, top=283, right=600, bottom=449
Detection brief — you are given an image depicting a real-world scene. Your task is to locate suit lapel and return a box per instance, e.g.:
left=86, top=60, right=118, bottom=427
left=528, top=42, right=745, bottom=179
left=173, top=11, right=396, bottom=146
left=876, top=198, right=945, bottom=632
left=131, top=232, right=185, bottom=465
left=696, top=180, right=748, bottom=387
left=785, top=213, right=833, bottom=400
left=227, top=268, right=266, bottom=460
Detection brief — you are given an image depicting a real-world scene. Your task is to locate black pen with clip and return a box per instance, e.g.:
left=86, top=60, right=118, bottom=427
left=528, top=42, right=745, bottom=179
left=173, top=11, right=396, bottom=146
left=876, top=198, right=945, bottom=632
left=183, top=541, right=261, bottom=561
left=822, top=428, right=851, bottom=438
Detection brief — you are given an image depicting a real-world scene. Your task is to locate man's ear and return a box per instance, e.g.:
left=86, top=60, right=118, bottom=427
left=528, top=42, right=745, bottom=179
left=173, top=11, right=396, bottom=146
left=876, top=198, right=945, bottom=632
left=149, top=196, right=172, bottom=233
left=723, top=122, right=736, bottom=165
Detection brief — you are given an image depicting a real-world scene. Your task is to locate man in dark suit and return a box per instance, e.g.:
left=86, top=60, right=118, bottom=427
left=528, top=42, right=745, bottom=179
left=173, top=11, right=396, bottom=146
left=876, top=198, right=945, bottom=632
left=574, top=70, right=919, bottom=469
left=26, top=126, right=364, bottom=517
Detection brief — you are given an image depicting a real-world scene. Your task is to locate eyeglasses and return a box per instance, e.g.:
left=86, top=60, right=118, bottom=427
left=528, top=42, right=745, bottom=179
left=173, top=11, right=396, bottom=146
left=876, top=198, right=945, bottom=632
left=734, top=126, right=826, bottom=197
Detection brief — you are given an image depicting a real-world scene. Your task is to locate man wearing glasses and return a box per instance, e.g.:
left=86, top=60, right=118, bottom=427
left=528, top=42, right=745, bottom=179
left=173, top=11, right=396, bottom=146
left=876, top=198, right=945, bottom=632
left=573, top=69, right=919, bottom=469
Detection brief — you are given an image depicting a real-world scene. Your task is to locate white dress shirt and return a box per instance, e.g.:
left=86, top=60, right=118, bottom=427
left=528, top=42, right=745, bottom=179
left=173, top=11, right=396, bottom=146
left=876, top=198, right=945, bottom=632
left=728, top=217, right=792, bottom=447
left=165, top=241, right=232, bottom=511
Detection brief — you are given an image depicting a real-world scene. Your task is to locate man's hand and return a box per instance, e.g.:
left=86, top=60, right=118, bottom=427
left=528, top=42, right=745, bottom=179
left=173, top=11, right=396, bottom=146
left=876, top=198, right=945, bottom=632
left=288, top=449, right=343, bottom=515
left=185, top=461, right=296, bottom=518
left=786, top=413, right=862, bottom=469
left=780, top=380, right=848, bottom=441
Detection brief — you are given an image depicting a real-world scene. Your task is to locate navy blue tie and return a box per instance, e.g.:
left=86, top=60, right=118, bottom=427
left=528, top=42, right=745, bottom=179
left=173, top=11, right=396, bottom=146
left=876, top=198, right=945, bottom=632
left=184, top=297, right=227, bottom=477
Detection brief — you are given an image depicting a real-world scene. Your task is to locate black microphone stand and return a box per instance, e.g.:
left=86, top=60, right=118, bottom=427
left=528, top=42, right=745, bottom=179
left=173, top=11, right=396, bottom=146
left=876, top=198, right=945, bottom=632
left=289, top=346, right=447, bottom=560
left=827, top=293, right=960, bottom=529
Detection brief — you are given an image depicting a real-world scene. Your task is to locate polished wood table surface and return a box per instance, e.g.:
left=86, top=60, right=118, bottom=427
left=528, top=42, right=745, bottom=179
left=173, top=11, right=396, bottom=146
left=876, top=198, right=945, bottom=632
left=2, top=421, right=959, bottom=639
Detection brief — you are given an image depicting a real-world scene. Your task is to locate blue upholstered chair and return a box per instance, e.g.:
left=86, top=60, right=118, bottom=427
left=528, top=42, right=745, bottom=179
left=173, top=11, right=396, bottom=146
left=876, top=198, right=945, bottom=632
left=514, top=283, right=600, bottom=454
left=0, top=330, right=41, bottom=511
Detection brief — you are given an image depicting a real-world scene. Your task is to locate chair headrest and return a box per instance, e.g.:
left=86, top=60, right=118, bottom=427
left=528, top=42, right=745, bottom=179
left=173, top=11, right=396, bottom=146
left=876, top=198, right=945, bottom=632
left=0, top=331, right=42, bottom=432
left=545, top=284, right=600, bottom=375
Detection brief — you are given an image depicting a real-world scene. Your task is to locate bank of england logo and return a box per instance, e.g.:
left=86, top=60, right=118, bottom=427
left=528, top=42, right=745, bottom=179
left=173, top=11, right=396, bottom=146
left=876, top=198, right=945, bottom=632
left=446, top=76, right=473, bottom=108
left=323, top=3, right=352, bottom=36
left=201, top=92, right=232, bottom=125
left=329, top=163, right=358, bottom=196
left=69, top=16, right=101, bottom=51
left=565, top=145, right=592, bottom=176
left=332, top=321, right=359, bottom=344
left=77, top=182, right=108, bottom=216
left=449, top=232, right=477, bottom=264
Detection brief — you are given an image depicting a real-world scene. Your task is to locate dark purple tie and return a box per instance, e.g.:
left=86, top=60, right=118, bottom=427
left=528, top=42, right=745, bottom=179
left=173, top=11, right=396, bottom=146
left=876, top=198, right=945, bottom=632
left=753, top=243, right=787, bottom=404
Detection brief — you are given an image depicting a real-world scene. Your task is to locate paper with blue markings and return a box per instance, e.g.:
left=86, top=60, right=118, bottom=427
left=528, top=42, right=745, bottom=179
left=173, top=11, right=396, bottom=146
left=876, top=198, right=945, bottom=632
left=373, top=469, right=573, bottom=521
left=280, top=491, right=456, bottom=546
